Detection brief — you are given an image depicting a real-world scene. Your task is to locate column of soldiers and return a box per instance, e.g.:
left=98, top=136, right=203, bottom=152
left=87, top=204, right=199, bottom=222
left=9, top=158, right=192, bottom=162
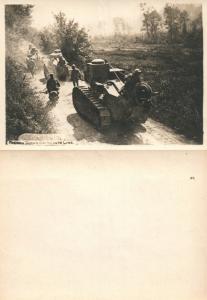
left=27, top=45, right=143, bottom=102
left=45, top=49, right=81, bottom=95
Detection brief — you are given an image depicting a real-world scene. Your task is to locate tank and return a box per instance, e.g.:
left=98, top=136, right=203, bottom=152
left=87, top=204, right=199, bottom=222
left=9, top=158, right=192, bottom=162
left=72, top=59, right=156, bottom=130
left=47, top=51, right=69, bottom=81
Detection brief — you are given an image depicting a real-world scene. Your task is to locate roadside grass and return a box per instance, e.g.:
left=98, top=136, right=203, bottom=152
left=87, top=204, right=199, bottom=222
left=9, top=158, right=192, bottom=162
left=93, top=45, right=203, bottom=143
left=6, top=56, right=54, bottom=141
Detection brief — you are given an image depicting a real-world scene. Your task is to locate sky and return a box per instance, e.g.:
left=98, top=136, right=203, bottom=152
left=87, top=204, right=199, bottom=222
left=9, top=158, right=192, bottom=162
left=30, top=0, right=202, bottom=36
left=30, top=0, right=166, bottom=35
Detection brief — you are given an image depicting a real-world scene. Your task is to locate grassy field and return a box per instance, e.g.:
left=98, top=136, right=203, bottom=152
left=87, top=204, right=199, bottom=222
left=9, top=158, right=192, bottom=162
left=92, top=43, right=203, bottom=143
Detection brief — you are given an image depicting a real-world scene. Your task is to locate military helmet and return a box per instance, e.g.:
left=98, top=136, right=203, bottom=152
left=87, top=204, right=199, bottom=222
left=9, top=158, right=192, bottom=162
left=133, top=68, right=142, bottom=75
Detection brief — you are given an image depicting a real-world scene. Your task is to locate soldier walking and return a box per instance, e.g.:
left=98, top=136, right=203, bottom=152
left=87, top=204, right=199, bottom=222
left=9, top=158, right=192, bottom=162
left=71, top=64, right=81, bottom=87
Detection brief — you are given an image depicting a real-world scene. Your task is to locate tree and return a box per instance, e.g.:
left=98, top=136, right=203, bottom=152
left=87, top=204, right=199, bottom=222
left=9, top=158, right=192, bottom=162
left=141, top=8, right=162, bottom=42
left=164, top=5, right=181, bottom=43
left=5, top=5, right=53, bottom=140
left=191, top=12, right=202, bottom=32
left=39, top=27, right=56, bottom=53
left=179, top=10, right=189, bottom=37
left=113, top=17, right=131, bottom=36
left=185, top=12, right=203, bottom=48
left=113, top=17, right=123, bottom=35
left=5, top=4, right=34, bottom=59
left=97, top=21, right=107, bottom=36
left=40, top=12, right=92, bottom=68
left=5, top=5, right=33, bottom=34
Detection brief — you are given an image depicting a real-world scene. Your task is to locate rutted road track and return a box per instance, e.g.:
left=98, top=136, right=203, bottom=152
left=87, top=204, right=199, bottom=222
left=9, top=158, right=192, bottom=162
left=30, top=68, right=194, bottom=146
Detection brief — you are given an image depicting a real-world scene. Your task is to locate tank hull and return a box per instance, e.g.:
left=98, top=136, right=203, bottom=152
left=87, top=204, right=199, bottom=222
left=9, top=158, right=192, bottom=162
left=72, top=86, right=111, bottom=130
left=72, top=85, right=151, bottom=130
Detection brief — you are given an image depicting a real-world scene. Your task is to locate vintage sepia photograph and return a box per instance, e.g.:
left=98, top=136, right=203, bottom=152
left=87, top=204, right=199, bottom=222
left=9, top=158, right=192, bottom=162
left=5, top=0, right=203, bottom=146
left=1, top=2, right=207, bottom=300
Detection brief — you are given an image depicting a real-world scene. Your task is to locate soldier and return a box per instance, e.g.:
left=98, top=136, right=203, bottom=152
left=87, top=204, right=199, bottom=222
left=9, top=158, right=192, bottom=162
left=43, top=63, right=49, bottom=80
left=27, top=44, right=32, bottom=57
left=31, top=47, right=39, bottom=60
left=121, top=68, right=142, bottom=102
left=46, top=74, right=60, bottom=93
left=71, top=64, right=81, bottom=87
left=26, top=57, right=36, bottom=77
left=124, top=69, right=142, bottom=90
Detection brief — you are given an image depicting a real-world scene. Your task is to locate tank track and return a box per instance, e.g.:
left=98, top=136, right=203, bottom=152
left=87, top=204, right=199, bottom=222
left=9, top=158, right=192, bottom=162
left=72, top=86, right=111, bottom=130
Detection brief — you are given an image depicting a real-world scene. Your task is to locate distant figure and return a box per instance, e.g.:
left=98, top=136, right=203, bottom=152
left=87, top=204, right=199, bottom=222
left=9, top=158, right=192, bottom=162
left=71, top=64, right=81, bottom=87
left=26, top=57, right=36, bottom=77
left=27, top=44, right=32, bottom=57
left=31, top=47, right=39, bottom=60
left=46, top=74, right=60, bottom=93
left=43, top=63, right=49, bottom=80
left=27, top=45, right=39, bottom=60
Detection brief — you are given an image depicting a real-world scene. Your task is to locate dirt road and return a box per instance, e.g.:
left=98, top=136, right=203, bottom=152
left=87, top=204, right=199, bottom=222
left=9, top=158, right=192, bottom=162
left=29, top=68, right=194, bottom=146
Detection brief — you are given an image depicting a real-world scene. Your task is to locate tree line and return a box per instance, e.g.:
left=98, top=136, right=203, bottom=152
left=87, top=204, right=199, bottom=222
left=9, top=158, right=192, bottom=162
left=140, top=3, right=202, bottom=47
left=94, top=4, right=202, bottom=49
left=5, top=5, right=53, bottom=140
